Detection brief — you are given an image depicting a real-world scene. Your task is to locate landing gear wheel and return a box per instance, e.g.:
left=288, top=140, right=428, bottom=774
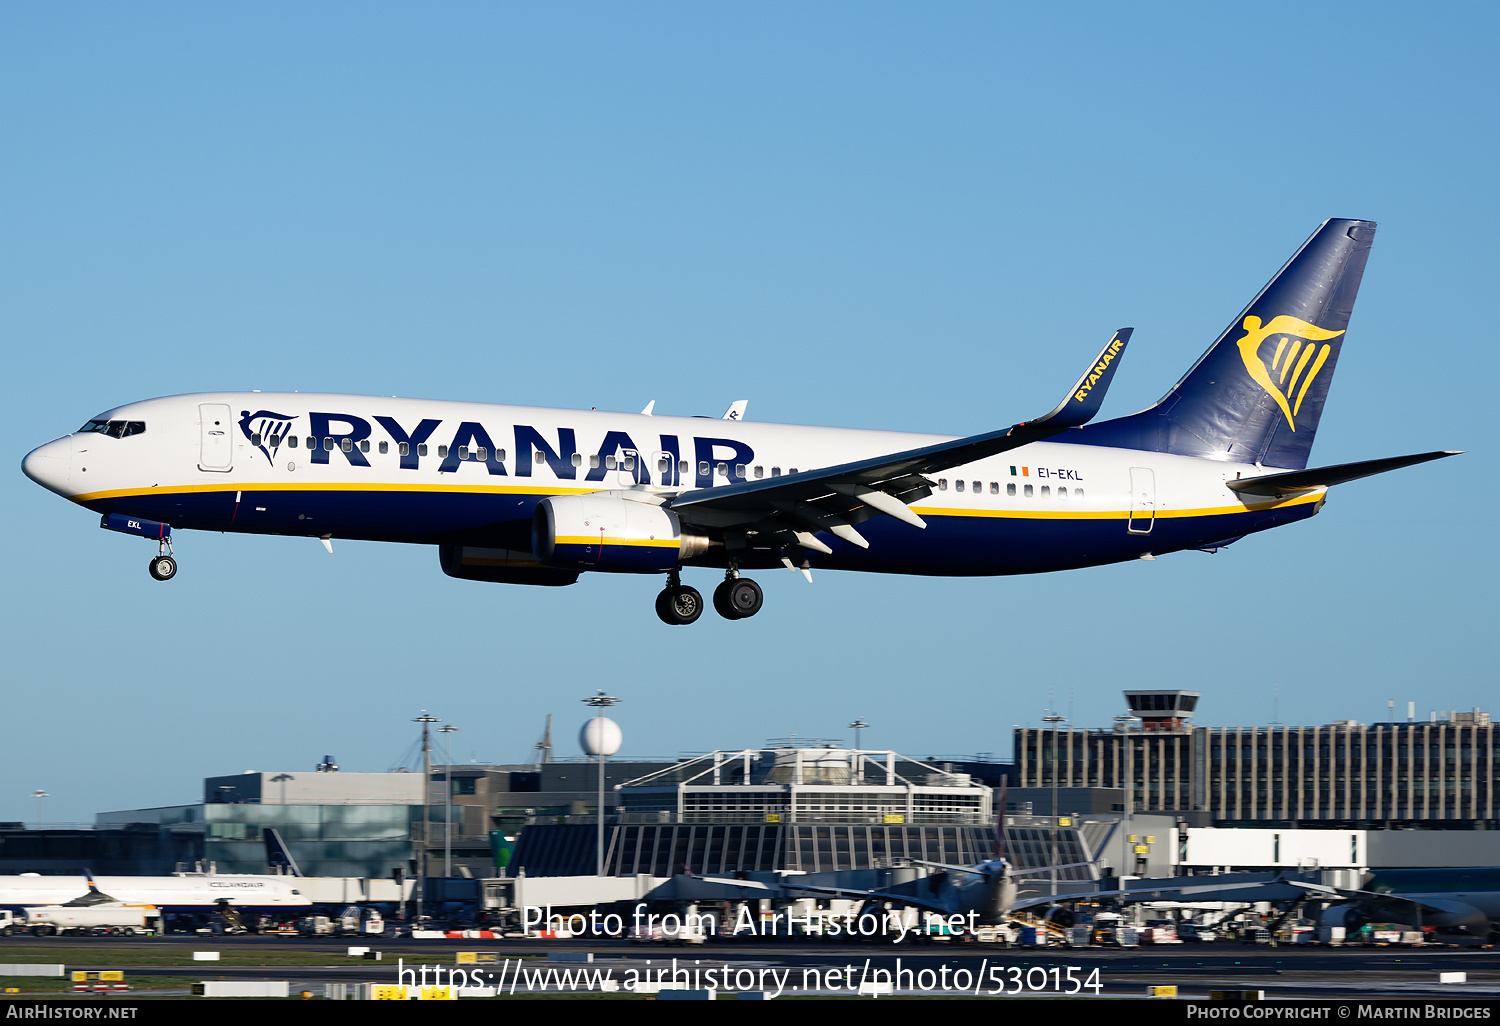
left=655, top=585, right=704, bottom=625
left=148, top=555, right=177, bottom=581
left=713, top=577, right=763, bottom=619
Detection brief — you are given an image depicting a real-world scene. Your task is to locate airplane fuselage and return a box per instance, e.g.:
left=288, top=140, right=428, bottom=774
left=0, top=874, right=309, bottom=912
left=23, top=392, right=1324, bottom=577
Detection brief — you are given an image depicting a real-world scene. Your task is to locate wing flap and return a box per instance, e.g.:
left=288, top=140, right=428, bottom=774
left=670, top=330, right=1131, bottom=547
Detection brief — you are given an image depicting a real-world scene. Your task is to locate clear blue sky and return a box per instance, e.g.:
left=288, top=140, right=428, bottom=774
left=4, top=3, right=1495, bottom=823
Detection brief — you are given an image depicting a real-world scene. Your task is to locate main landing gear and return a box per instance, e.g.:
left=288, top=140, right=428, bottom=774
left=147, top=538, right=177, bottom=581
left=655, top=568, right=764, bottom=625
left=713, top=571, right=763, bottom=620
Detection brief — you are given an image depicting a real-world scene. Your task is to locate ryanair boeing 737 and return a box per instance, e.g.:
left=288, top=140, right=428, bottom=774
left=22, top=219, right=1458, bottom=624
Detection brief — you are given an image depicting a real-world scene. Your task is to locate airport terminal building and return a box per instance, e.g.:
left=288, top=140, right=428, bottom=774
left=1015, top=691, right=1499, bottom=828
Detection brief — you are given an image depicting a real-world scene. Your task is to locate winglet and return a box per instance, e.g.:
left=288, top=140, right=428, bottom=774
left=640, top=400, right=656, bottom=416
left=1032, top=328, right=1132, bottom=429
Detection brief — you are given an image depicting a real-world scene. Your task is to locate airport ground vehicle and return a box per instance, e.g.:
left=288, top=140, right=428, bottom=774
left=17, top=904, right=160, bottom=937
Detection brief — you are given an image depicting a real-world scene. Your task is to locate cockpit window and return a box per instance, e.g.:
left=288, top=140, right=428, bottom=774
left=78, top=420, right=145, bottom=438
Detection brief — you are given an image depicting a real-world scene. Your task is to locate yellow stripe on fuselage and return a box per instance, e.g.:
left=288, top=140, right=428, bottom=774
left=554, top=535, right=680, bottom=548
left=69, top=482, right=1323, bottom=521
left=69, top=481, right=599, bottom=503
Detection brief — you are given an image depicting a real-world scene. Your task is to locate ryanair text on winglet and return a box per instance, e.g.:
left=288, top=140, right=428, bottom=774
left=1074, top=337, right=1126, bottom=403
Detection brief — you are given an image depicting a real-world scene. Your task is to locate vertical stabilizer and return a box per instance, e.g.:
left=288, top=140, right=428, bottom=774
left=1072, top=219, right=1376, bottom=469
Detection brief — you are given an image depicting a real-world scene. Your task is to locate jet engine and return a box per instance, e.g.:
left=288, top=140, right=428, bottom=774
left=438, top=543, right=579, bottom=587
left=533, top=494, right=711, bottom=572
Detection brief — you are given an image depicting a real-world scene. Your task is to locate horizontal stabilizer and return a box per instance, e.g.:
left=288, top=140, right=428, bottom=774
left=1227, top=451, right=1461, bottom=496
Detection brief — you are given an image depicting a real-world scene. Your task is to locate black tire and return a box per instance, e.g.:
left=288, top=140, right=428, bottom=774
left=148, top=555, right=177, bottom=581
left=655, top=585, right=704, bottom=626
left=716, top=577, right=763, bottom=619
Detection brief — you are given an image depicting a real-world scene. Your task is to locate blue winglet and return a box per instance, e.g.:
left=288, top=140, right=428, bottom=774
left=1032, top=328, right=1132, bottom=429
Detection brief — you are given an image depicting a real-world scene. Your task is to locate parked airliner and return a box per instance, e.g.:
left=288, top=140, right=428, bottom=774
left=22, top=219, right=1457, bottom=624
left=0, top=873, right=309, bottom=914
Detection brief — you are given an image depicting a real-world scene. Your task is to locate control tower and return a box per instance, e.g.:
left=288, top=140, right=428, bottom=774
left=1121, top=690, right=1200, bottom=732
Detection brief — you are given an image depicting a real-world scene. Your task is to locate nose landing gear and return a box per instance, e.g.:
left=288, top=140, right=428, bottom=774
left=147, top=538, right=177, bottom=581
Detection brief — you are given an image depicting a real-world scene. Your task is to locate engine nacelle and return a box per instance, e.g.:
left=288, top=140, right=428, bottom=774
left=438, top=543, right=579, bottom=587
left=533, top=494, right=708, bottom=572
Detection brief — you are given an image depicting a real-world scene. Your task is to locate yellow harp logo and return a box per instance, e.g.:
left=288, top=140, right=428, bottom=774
left=1235, top=315, right=1344, bottom=431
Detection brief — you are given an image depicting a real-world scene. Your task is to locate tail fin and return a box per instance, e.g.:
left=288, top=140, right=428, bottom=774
left=1074, top=219, right=1376, bottom=469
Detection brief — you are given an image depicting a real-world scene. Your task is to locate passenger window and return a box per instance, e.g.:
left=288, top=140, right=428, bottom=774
left=497, top=449, right=506, bottom=462
left=360, top=439, right=370, bottom=453
left=457, top=446, right=469, bottom=460
left=306, top=437, right=315, bottom=449
left=251, top=433, right=262, bottom=446
left=990, top=482, right=998, bottom=494
left=379, top=441, right=389, bottom=455
left=534, top=451, right=545, bottom=465
left=288, top=437, right=298, bottom=449
left=571, top=452, right=583, bottom=467
left=476, top=447, right=486, bottom=460
left=699, top=461, right=710, bottom=476
left=624, top=455, right=635, bottom=470
left=1057, top=487, right=1067, bottom=498
left=324, top=438, right=335, bottom=451
left=754, top=466, right=763, bottom=479
left=658, top=457, right=670, bottom=474
left=716, top=462, right=727, bottom=477
left=789, top=468, right=798, bottom=475
left=771, top=467, right=781, bottom=477
left=678, top=460, right=689, bottom=474
left=972, top=481, right=981, bottom=493
left=1040, top=485, right=1050, bottom=497
left=955, top=480, right=964, bottom=493
left=938, top=479, right=948, bottom=491
left=735, top=464, right=746, bottom=478
left=1074, top=488, right=1084, bottom=499
left=342, top=438, right=353, bottom=452
left=1024, top=484, right=1033, bottom=497
left=269, top=435, right=281, bottom=447
left=399, top=442, right=409, bottom=456
left=417, top=443, right=428, bottom=457
left=606, top=455, right=617, bottom=470
left=1006, top=483, right=1016, bottom=496
left=590, top=454, right=600, bottom=469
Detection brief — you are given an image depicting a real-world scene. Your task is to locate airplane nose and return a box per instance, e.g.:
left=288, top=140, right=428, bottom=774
left=22, top=438, right=73, bottom=496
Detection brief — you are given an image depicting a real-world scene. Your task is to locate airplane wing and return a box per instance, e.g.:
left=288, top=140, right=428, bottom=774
left=1282, top=880, right=1461, bottom=917
left=668, top=329, right=1132, bottom=553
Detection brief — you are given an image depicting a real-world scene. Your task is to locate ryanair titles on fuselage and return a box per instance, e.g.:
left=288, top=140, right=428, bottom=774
left=240, top=406, right=756, bottom=489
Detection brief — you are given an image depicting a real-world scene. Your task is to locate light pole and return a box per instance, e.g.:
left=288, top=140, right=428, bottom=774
left=31, top=790, right=48, bottom=828
left=1042, top=713, right=1066, bottom=896
left=439, top=724, right=458, bottom=878
left=413, top=711, right=439, bottom=921
left=847, top=719, right=868, bottom=782
left=581, top=691, right=622, bottom=878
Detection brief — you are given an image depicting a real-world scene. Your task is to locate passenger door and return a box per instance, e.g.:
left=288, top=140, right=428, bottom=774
left=198, top=403, right=233, bottom=472
left=1127, top=467, right=1155, bottom=534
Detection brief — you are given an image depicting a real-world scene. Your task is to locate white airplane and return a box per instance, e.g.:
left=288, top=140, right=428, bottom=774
left=22, top=219, right=1457, bottom=624
left=0, top=872, right=310, bottom=914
